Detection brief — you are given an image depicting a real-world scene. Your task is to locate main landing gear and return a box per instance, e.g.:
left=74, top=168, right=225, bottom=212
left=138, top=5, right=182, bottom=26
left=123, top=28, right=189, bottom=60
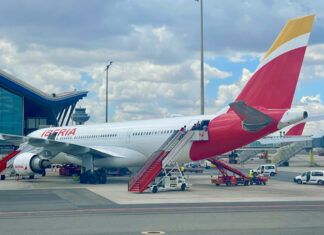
left=80, top=170, right=107, bottom=184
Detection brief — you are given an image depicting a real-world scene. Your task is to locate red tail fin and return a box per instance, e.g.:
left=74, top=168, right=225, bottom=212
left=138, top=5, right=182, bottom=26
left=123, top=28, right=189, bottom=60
left=234, top=15, right=315, bottom=109
left=285, top=122, right=306, bottom=136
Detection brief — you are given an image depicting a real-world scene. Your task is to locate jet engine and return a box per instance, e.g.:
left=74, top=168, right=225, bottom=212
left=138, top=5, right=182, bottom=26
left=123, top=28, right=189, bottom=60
left=13, top=152, right=51, bottom=176
left=277, top=109, right=308, bottom=129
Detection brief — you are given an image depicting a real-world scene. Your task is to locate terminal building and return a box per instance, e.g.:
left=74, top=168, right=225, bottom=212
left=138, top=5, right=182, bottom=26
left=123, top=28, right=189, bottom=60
left=0, top=69, right=88, bottom=137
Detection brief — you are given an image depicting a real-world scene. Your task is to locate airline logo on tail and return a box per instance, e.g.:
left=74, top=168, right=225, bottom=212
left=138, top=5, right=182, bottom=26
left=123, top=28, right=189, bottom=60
left=259, top=15, right=315, bottom=71
left=235, top=15, right=315, bottom=110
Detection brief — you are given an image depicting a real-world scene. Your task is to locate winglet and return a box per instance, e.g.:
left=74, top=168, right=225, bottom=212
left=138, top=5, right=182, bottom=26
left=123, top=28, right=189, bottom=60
left=229, top=101, right=273, bottom=132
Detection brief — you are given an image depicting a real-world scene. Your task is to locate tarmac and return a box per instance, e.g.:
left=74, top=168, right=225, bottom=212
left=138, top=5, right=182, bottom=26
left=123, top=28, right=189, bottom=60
left=0, top=154, right=324, bottom=234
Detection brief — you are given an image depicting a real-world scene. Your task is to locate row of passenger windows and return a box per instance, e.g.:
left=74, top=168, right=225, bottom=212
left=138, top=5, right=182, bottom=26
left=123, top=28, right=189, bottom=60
left=59, top=134, right=117, bottom=140
left=57, top=130, right=174, bottom=140
left=132, top=130, right=176, bottom=136
left=75, top=134, right=117, bottom=139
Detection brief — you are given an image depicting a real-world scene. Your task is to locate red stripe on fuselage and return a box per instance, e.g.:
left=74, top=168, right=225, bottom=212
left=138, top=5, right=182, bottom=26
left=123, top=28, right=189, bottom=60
left=234, top=47, right=306, bottom=109
left=189, top=109, right=287, bottom=161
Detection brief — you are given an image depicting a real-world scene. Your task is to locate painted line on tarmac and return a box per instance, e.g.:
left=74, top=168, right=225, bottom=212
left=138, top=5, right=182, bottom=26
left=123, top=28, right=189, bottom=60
left=1, top=204, right=324, bottom=215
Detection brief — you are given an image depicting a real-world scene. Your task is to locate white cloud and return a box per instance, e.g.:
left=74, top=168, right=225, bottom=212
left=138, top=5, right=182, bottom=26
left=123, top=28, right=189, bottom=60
left=300, top=94, right=322, bottom=104
left=0, top=0, right=323, bottom=127
left=295, top=95, right=324, bottom=135
left=0, top=37, right=234, bottom=122
left=213, top=68, right=252, bottom=108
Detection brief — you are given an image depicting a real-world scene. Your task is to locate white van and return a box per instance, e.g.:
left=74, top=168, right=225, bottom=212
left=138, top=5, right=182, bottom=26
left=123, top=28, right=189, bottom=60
left=294, top=170, right=324, bottom=185
left=254, top=165, right=277, bottom=176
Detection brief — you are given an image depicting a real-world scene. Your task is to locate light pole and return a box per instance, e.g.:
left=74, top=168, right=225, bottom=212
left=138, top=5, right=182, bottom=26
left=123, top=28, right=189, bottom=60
left=105, top=61, right=113, bottom=123
left=196, top=0, right=204, bottom=115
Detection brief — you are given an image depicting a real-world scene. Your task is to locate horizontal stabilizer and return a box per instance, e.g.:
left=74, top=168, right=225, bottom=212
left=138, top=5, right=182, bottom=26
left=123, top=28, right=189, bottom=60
left=229, top=101, right=273, bottom=132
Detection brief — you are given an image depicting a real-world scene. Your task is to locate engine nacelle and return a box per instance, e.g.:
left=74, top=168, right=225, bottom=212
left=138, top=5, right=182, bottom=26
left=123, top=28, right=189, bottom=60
left=13, top=152, right=51, bottom=176
left=277, top=109, right=308, bottom=129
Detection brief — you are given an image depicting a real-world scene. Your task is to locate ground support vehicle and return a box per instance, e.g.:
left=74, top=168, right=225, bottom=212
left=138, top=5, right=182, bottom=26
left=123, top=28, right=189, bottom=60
left=150, top=170, right=191, bottom=193
left=184, top=168, right=204, bottom=173
left=250, top=174, right=268, bottom=185
left=209, top=158, right=267, bottom=186
left=294, top=170, right=324, bottom=185
left=59, top=164, right=81, bottom=176
left=254, top=164, right=277, bottom=176
left=211, top=175, right=249, bottom=186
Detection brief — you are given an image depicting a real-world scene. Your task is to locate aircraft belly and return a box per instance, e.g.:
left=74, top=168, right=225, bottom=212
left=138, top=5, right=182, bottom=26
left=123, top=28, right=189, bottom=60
left=50, top=152, right=82, bottom=165
left=94, top=152, right=147, bottom=168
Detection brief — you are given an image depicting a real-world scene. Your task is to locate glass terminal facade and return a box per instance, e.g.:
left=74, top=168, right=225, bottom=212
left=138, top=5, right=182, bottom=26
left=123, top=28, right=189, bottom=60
left=0, top=87, right=23, bottom=135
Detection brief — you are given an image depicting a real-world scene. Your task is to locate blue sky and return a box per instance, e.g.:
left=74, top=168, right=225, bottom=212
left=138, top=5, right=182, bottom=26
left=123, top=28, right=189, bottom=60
left=0, top=0, right=324, bottom=134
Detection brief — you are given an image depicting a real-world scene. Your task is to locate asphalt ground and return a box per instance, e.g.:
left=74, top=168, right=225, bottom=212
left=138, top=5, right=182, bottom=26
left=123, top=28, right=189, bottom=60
left=0, top=153, right=324, bottom=234
left=1, top=195, right=324, bottom=235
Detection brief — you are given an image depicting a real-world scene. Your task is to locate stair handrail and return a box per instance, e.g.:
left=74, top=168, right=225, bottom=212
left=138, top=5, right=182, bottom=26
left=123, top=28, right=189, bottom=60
left=128, top=150, right=163, bottom=189
left=128, top=130, right=182, bottom=189
left=159, top=130, right=181, bottom=151
left=0, top=150, right=20, bottom=173
left=274, top=141, right=308, bottom=165
left=162, top=131, right=194, bottom=168
left=209, top=157, right=248, bottom=178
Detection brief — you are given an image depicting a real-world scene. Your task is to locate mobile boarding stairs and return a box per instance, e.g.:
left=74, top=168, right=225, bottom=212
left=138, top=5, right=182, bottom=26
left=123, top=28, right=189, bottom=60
left=128, top=128, right=209, bottom=193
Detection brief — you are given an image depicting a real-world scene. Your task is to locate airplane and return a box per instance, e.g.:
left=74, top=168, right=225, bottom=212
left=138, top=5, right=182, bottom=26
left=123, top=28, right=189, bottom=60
left=0, top=15, right=315, bottom=184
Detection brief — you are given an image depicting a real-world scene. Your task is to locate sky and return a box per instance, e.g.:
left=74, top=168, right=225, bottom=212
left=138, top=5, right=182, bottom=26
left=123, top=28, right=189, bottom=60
left=1, top=0, right=324, bottom=135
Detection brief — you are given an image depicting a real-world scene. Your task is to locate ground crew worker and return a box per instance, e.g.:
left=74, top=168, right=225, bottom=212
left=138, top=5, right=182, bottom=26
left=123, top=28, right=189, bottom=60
left=249, top=170, right=253, bottom=178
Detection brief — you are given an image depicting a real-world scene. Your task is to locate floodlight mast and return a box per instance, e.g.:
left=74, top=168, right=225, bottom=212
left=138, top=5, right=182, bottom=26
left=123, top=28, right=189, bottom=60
left=196, top=0, right=204, bottom=115
left=105, top=61, right=113, bottom=123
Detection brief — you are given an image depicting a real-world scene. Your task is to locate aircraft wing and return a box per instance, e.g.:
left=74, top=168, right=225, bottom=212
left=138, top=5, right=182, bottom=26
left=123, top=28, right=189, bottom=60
left=0, top=133, right=142, bottom=159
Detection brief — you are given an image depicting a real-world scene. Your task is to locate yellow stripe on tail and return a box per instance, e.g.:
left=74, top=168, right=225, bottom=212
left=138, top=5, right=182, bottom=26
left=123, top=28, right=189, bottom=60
left=262, top=15, right=315, bottom=61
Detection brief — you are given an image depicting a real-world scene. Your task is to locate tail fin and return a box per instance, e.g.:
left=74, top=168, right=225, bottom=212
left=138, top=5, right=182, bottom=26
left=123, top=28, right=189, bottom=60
left=234, top=15, right=315, bottom=109
left=285, top=122, right=306, bottom=136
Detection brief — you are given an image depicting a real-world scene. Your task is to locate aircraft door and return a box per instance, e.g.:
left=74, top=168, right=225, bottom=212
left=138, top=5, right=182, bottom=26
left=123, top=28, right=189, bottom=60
left=126, top=128, right=133, bottom=144
left=189, top=119, right=199, bottom=130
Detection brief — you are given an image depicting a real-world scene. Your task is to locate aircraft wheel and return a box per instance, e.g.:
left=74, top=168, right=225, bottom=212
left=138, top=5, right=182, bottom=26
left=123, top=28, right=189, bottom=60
left=98, top=174, right=107, bottom=184
left=80, top=173, right=88, bottom=184
left=89, top=173, right=98, bottom=184
left=152, top=185, right=158, bottom=193
left=0, top=175, right=5, bottom=180
left=181, top=183, right=186, bottom=191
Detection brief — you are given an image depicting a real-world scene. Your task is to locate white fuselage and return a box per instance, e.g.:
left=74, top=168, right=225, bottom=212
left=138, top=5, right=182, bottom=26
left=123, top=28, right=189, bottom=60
left=28, top=114, right=218, bottom=168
